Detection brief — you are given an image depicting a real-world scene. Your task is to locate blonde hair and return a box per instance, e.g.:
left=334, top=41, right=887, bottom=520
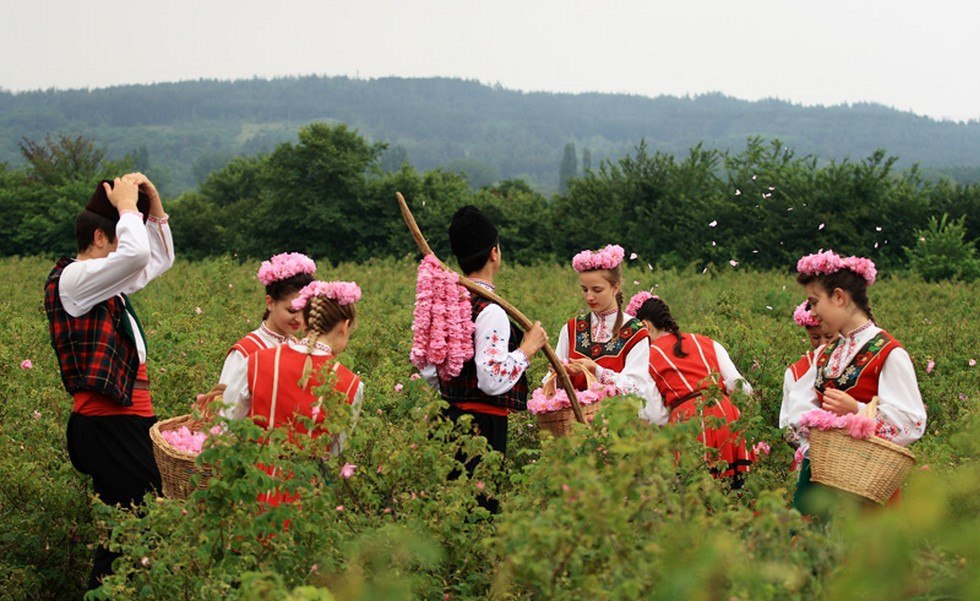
left=300, top=295, right=357, bottom=386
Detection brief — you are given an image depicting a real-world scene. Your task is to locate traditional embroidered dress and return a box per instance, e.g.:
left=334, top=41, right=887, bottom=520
left=219, top=322, right=290, bottom=419
left=553, top=309, right=658, bottom=420
left=44, top=209, right=173, bottom=588
left=789, top=322, right=926, bottom=513
left=647, top=332, right=754, bottom=478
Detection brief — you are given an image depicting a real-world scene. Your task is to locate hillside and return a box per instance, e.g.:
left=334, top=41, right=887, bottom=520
left=2, top=76, right=980, bottom=195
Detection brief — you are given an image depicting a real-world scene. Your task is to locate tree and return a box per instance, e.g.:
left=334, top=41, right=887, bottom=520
left=19, top=134, right=106, bottom=186
left=559, top=142, right=578, bottom=194
left=582, top=148, right=592, bottom=173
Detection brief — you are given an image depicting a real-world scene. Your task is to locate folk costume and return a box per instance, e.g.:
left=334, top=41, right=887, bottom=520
left=646, top=331, right=754, bottom=478
left=780, top=301, right=825, bottom=458
left=44, top=180, right=173, bottom=589
left=219, top=253, right=316, bottom=419
left=789, top=322, right=926, bottom=511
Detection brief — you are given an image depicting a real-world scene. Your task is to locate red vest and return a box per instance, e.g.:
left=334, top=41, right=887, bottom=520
left=247, top=345, right=360, bottom=437
left=814, top=331, right=900, bottom=404
left=44, top=257, right=141, bottom=407
left=789, top=350, right=816, bottom=382
left=648, top=333, right=728, bottom=409
left=565, top=315, right=648, bottom=389
left=230, top=331, right=270, bottom=359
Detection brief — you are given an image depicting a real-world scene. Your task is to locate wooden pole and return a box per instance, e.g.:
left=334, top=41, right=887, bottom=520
left=396, top=192, right=586, bottom=423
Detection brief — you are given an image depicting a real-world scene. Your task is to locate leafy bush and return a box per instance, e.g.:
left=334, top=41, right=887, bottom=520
left=904, top=214, right=980, bottom=282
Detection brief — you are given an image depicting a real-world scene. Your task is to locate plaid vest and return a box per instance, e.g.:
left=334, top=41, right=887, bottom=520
left=45, top=257, right=140, bottom=407
left=439, top=297, right=528, bottom=410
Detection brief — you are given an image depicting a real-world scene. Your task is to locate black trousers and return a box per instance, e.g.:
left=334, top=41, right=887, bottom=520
left=444, top=405, right=508, bottom=513
left=66, top=413, right=161, bottom=590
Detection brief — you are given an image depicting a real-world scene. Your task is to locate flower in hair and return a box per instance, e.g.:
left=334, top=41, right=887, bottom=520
left=291, top=281, right=361, bottom=310
left=572, top=244, right=625, bottom=272
left=796, top=250, right=876, bottom=286
left=793, top=300, right=821, bottom=327
left=626, top=291, right=660, bottom=317
left=257, top=252, right=317, bottom=286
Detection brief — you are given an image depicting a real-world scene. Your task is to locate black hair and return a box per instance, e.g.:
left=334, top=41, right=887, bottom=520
left=262, top=272, right=315, bottom=320
left=75, top=209, right=117, bottom=252
left=457, top=242, right=498, bottom=275
left=635, top=297, right=687, bottom=358
left=796, top=269, right=875, bottom=323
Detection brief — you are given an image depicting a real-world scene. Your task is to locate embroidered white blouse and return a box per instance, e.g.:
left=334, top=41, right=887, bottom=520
left=786, top=323, right=927, bottom=447
left=58, top=211, right=174, bottom=364
left=552, top=310, right=661, bottom=424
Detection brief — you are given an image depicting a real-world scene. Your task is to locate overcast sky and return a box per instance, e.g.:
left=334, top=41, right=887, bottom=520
left=1, top=0, right=977, bottom=122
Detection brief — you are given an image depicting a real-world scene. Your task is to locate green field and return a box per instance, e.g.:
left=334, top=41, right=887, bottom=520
left=1, top=256, right=977, bottom=599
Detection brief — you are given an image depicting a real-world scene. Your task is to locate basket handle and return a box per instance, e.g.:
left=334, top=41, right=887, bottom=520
left=858, top=396, right=880, bottom=419
left=193, top=383, right=227, bottom=421
left=543, top=364, right=597, bottom=398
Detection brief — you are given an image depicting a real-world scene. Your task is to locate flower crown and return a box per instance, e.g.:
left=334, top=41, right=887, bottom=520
left=796, top=250, right=877, bottom=286
left=257, top=252, right=317, bottom=286
left=793, top=300, right=821, bottom=327
left=572, top=244, right=625, bottom=272
left=291, top=280, right=362, bottom=310
left=626, top=291, right=660, bottom=317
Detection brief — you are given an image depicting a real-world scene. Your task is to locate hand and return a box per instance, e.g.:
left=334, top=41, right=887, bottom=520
left=569, top=357, right=598, bottom=376
left=820, top=388, right=859, bottom=415
left=103, top=177, right=139, bottom=212
left=519, top=321, right=548, bottom=357
left=123, top=171, right=163, bottom=216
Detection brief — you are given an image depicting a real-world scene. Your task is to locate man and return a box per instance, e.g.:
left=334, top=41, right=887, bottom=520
left=425, top=205, right=547, bottom=512
left=44, top=173, right=174, bottom=589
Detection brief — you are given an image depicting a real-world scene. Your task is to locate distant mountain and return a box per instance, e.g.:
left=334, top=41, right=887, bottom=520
left=2, top=75, right=979, bottom=195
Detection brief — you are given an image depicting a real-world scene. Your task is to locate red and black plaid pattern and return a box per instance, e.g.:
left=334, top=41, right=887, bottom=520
left=439, top=297, right=528, bottom=410
left=45, top=257, right=139, bottom=407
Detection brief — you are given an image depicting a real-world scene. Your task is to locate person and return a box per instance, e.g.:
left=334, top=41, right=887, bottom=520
left=44, top=173, right=174, bottom=590
left=779, top=300, right=835, bottom=468
left=422, top=205, right=548, bottom=512
left=628, top=292, right=755, bottom=482
left=551, top=245, right=656, bottom=419
left=218, top=252, right=316, bottom=418
left=790, top=250, right=926, bottom=514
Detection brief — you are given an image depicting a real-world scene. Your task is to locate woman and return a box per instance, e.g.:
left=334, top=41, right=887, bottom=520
left=628, top=291, right=754, bottom=481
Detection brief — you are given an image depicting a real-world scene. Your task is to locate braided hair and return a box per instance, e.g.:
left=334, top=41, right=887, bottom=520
left=635, top=297, right=687, bottom=358
left=796, top=269, right=875, bottom=324
left=298, top=294, right=357, bottom=386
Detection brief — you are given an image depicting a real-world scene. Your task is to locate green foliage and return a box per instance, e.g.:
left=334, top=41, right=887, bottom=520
left=1, top=257, right=977, bottom=599
left=904, top=214, right=980, bottom=282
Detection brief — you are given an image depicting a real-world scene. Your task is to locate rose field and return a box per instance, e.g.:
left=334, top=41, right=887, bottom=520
left=1, top=256, right=977, bottom=600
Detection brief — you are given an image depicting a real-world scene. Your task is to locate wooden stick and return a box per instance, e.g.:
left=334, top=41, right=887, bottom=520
left=396, top=192, right=586, bottom=423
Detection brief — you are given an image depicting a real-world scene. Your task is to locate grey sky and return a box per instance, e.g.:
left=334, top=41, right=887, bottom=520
left=2, top=0, right=977, bottom=122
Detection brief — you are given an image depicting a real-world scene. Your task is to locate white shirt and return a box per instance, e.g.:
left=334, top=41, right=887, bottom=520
left=218, top=321, right=287, bottom=386
left=221, top=339, right=364, bottom=454
left=58, top=211, right=175, bottom=363
left=645, top=334, right=753, bottom=426
left=779, top=351, right=818, bottom=438
left=422, top=284, right=530, bottom=396
left=552, top=310, right=661, bottom=424
left=787, top=324, right=927, bottom=447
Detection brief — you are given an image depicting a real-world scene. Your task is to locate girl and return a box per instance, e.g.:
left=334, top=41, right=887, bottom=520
left=552, top=245, right=657, bottom=419
left=780, top=301, right=835, bottom=460
left=791, top=250, right=926, bottom=512
left=628, top=292, right=755, bottom=481
left=219, top=252, right=316, bottom=418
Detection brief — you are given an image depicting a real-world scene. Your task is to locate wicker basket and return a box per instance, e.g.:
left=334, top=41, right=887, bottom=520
left=808, top=397, right=916, bottom=504
left=150, top=384, right=224, bottom=500
left=535, top=369, right=602, bottom=438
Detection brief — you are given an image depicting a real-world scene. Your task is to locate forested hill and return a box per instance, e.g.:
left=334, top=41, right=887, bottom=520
left=2, top=75, right=979, bottom=194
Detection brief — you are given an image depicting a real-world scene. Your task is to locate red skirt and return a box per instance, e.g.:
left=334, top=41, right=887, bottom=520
left=669, top=394, right=753, bottom=478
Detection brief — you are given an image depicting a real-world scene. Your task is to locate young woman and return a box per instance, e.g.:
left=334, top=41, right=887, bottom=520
left=219, top=252, right=316, bottom=417
left=628, top=292, right=755, bottom=481
left=780, top=300, right=835, bottom=463
left=791, top=250, right=926, bottom=512
left=551, top=245, right=658, bottom=420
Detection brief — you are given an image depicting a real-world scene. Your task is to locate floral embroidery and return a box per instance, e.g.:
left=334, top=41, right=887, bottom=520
left=574, top=315, right=643, bottom=359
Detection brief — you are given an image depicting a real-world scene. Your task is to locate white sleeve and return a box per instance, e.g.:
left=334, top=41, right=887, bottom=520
left=595, top=341, right=666, bottom=426
left=473, top=304, right=530, bottom=396
left=874, top=348, right=927, bottom=446
left=420, top=364, right=440, bottom=390
left=714, top=341, right=753, bottom=396
left=780, top=360, right=821, bottom=430
left=219, top=351, right=252, bottom=420
left=121, top=214, right=175, bottom=294
left=58, top=211, right=152, bottom=316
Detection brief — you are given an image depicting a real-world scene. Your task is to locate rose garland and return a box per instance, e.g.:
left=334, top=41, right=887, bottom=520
left=291, top=280, right=362, bottom=310
left=572, top=244, right=625, bottom=272
left=626, top=291, right=660, bottom=317
left=793, top=300, right=821, bottom=327
left=796, top=250, right=877, bottom=286
left=257, top=252, right=317, bottom=286
left=409, top=255, right=475, bottom=379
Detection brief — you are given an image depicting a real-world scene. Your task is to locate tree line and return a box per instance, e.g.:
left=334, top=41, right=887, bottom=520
left=2, top=124, right=977, bottom=280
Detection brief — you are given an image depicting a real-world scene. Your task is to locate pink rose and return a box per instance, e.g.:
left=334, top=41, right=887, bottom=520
left=926, top=360, right=935, bottom=374
left=340, top=463, right=357, bottom=479
left=20, top=359, right=33, bottom=370
left=394, top=383, right=404, bottom=392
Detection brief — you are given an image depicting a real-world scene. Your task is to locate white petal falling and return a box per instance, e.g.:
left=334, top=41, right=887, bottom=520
left=709, top=220, right=718, bottom=228
left=729, top=259, right=739, bottom=267
left=818, top=223, right=825, bottom=230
